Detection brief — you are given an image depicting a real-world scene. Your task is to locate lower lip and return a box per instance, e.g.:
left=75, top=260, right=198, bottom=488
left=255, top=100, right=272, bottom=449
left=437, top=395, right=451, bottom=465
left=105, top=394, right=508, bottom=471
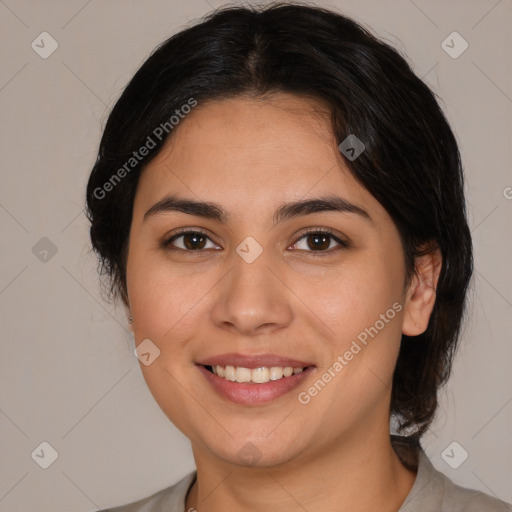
left=197, top=365, right=314, bottom=405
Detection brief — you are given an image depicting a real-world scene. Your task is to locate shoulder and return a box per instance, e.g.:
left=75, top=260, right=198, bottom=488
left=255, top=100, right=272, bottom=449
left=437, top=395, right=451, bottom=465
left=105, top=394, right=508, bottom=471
left=433, top=465, right=511, bottom=512
left=393, top=437, right=511, bottom=512
left=98, top=471, right=196, bottom=512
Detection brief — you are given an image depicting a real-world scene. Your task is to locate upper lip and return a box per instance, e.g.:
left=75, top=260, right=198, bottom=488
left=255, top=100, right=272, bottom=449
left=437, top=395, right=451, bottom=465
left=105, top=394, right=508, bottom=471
left=196, top=353, right=314, bottom=369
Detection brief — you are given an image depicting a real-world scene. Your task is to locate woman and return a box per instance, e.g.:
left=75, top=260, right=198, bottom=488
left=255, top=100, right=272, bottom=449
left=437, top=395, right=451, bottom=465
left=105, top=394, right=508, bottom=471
left=86, top=3, right=511, bottom=511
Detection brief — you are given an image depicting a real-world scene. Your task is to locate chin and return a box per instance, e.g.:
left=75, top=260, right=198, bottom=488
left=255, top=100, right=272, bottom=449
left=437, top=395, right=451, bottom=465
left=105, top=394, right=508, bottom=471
left=198, top=426, right=311, bottom=468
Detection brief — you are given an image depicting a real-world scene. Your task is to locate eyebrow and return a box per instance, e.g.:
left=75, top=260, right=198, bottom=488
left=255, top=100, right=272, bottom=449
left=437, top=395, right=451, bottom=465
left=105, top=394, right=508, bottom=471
left=143, top=194, right=372, bottom=225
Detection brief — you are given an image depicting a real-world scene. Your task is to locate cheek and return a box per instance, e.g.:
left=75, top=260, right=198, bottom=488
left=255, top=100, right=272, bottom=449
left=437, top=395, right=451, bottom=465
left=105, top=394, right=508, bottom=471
left=294, top=265, right=404, bottom=427
left=128, top=246, right=192, bottom=320
left=289, top=252, right=403, bottom=343
left=289, top=249, right=405, bottom=409
left=125, top=250, right=213, bottom=432
left=126, top=248, right=222, bottom=362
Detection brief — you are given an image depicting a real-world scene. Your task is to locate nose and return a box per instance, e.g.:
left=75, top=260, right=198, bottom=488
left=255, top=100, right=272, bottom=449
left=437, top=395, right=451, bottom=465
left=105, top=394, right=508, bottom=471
left=209, top=247, right=294, bottom=336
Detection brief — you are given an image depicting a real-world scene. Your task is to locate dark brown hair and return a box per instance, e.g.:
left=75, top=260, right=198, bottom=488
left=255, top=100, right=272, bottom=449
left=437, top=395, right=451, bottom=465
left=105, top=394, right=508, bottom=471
left=86, top=2, right=473, bottom=439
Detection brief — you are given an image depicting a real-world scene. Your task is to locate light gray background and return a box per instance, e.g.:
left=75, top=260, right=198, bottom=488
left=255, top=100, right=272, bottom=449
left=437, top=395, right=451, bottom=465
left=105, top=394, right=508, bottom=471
left=0, top=0, right=511, bottom=510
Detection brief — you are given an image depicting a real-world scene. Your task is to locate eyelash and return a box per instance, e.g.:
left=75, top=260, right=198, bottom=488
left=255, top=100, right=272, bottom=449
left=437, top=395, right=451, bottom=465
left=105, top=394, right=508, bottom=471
left=161, top=227, right=350, bottom=256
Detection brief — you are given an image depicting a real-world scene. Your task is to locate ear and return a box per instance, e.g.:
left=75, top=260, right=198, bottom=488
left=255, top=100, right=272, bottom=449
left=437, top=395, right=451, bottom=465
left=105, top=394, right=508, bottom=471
left=126, top=306, right=134, bottom=333
left=402, top=246, right=442, bottom=336
left=125, top=293, right=134, bottom=333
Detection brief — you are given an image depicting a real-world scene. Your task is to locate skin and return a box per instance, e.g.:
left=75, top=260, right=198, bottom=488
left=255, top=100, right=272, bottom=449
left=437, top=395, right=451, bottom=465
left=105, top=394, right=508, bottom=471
left=125, top=93, right=441, bottom=512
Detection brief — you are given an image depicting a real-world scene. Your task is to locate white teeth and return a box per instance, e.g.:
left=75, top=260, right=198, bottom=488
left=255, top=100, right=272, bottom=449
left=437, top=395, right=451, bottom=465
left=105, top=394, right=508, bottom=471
left=269, top=367, right=284, bottom=380
left=235, top=367, right=252, bottom=382
left=224, top=365, right=236, bottom=381
left=208, top=365, right=306, bottom=384
left=252, top=367, right=270, bottom=383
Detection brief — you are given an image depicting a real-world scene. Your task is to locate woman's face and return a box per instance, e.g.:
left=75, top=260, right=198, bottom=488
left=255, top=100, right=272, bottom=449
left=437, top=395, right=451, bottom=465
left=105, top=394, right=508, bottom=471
left=126, top=93, right=414, bottom=467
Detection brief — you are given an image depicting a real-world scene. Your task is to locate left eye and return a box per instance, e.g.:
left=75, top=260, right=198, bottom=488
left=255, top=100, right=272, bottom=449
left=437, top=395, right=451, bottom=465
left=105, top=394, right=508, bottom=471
left=290, top=231, right=347, bottom=252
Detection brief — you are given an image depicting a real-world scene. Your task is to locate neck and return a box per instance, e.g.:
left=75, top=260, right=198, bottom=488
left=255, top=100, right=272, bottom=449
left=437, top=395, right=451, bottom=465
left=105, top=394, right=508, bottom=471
left=185, top=429, right=417, bottom=512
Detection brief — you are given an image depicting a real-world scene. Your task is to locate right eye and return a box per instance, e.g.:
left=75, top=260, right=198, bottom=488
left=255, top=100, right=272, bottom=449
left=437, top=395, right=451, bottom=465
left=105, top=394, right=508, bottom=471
left=162, top=229, right=221, bottom=252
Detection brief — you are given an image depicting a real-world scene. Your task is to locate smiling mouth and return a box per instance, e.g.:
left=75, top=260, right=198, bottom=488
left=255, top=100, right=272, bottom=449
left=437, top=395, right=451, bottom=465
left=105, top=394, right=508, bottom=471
left=203, top=364, right=311, bottom=384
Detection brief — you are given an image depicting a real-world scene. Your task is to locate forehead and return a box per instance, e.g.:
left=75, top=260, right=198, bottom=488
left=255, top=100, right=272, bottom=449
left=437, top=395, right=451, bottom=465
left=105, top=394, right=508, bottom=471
left=135, top=93, right=384, bottom=222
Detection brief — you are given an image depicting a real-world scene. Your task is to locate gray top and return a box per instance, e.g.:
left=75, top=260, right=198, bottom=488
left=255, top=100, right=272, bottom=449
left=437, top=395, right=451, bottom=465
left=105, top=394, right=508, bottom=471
left=101, top=437, right=511, bottom=511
